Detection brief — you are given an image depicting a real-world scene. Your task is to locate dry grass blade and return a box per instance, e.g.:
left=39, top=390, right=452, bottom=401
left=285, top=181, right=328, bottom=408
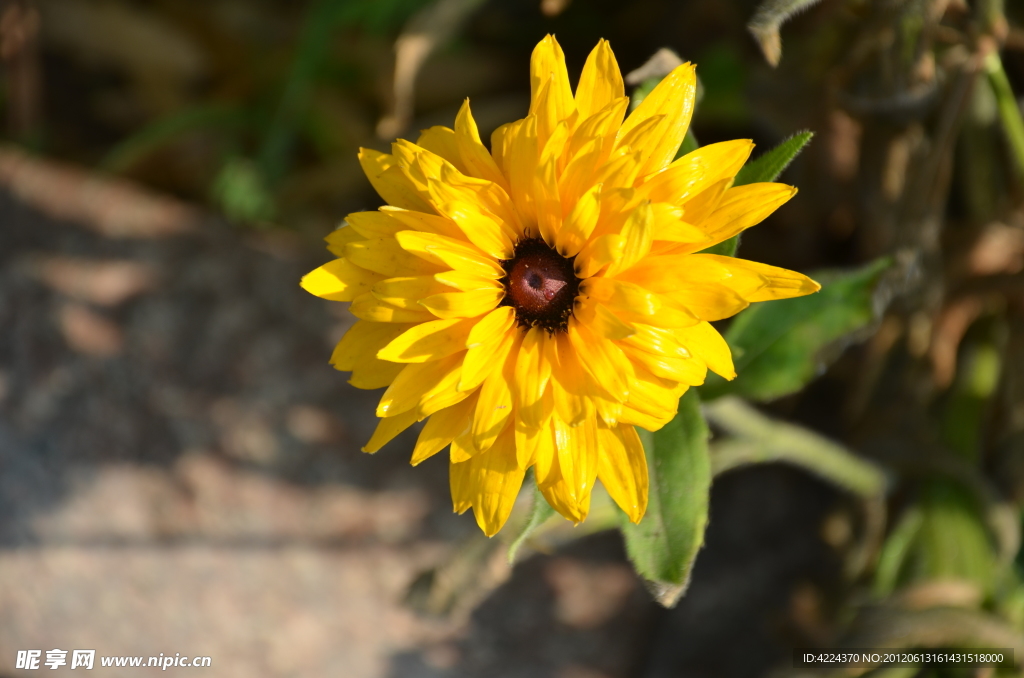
left=0, top=145, right=198, bottom=238
left=747, top=0, right=825, bottom=66
left=377, top=0, right=488, bottom=139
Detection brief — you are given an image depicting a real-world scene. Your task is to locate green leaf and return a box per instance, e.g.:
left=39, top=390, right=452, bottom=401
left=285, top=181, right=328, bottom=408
left=620, top=389, right=711, bottom=607
left=698, top=235, right=739, bottom=257
left=676, top=128, right=700, bottom=159
left=506, top=478, right=556, bottom=563
left=212, top=157, right=276, bottom=224
left=874, top=506, right=925, bottom=598
left=734, top=131, right=813, bottom=187
left=701, top=257, right=891, bottom=402
left=696, top=131, right=812, bottom=259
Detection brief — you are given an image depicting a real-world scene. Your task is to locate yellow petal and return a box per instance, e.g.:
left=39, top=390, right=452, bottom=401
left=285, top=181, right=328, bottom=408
left=433, top=163, right=524, bottom=237
left=395, top=231, right=504, bottom=279
left=648, top=205, right=711, bottom=244
left=558, top=138, right=604, bottom=215
left=377, top=317, right=475, bottom=363
left=513, top=418, right=541, bottom=470
left=557, top=183, right=601, bottom=257
left=695, top=254, right=820, bottom=301
left=574, top=299, right=636, bottom=340
left=695, top=183, right=798, bottom=250
left=362, top=408, right=419, bottom=453
left=529, top=35, right=575, bottom=139
left=472, top=332, right=522, bottom=451
left=490, top=121, right=514, bottom=177
left=345, top=211, right=404, bottom=240
left=617, top=62, right=697, bottom=176
left=350, top=292, right=436, bottom=323
left=372, top=275, right=450, bottom=309
left=538, top=454, right=587, bottom=524
left=535, top=120, right=569, bottom=246
left=619, top=322, right=692, bottom=361
left=419, top=288, right=504, bottom=319
left=350, top=359, right=405, bottom=390
left=514, top=327, right=554, bottom=427
left=620, top=341, right=707, bottom=384
left=358, top=148, right=433, bottom=212
left=625, top=364, right=690, bottom=418
left=530, top=421, right=558, bottom=481
left=434, top=270, right=503, bottom=293
left=450, top=432, right=525, bottom=536
left=616, top=113, right=665, bottom=154
left=575, top=233, right=624, bottom=278
left=435, top=199, right=514, bottom=260
left=507, top=116, right=539, bottom=225
left=381, top=206, right=464, bottom=240
left=466, top=306, right=516, bottom=348
left=598, top=423, right=648, bottom=523
left=675, top=321, right=736, bottom=380
left=607, top=201, right=653, bottom=276
left=377, top=353, right=463, bottom=417
left=575, top=39, right=624, bottom=120
left=346, top=237, right=442, bottom=277
left=455, top=99, right=509, bottom=189
left=548, top=334, right=594, bottom=427
left=301, top=258, right=383, bottom=301
left=450, top=429, right=482, bottom=464
left=568, top=318, right=632, bottom=402
left=325, top=224, right=364, bottom=256
left=419, top=361, right=472, bottom=418
left=663, top=283, right=749, bottom=321
left=415, top=126, right=467, bottom=174
left=641, top=139, right=754, bottom=205
left=331, top=320, right=415, bottom=370
left=552, top=415, right=598, bottom=519
left=411, top=393, right=477, bottom=465
left=460, top=323, right=516, bottom=392
left=593, top=146, right=643, bottom=191
left=580, top=277, right=660, bottom=317
left=565, top=96, right=628, bottom=163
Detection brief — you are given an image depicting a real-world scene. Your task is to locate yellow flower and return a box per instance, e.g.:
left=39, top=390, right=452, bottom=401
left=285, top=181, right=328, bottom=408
left=302, top=35, right=820, bottom=536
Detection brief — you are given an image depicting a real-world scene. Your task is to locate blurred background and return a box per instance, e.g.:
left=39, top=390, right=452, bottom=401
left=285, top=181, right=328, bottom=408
left=2, top=0, right=1024, bottom=676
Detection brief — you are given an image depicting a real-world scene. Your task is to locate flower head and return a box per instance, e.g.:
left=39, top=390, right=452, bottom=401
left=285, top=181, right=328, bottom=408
left=302, top=36, right=820, bottom=536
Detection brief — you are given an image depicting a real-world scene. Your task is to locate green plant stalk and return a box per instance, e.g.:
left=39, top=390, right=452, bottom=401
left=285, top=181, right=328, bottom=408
left=705, top=396, right=888, bottom=498
left=985, top=50, right=1024, bottom=179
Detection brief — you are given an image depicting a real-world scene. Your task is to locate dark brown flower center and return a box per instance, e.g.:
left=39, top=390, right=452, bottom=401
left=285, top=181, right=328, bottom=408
left=500, top=238, right=579, bottom=332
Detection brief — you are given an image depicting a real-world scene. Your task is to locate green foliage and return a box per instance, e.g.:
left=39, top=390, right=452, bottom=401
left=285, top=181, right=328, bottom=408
left=212, top=157, right=275, bottom=224
left=506, top=477, right=556, bottom=563
left=692, top=44, right=748, bottom=125
left=698, top=131, right=812, bottom=258
left=619, top=390, right=711, bottom=607
left=702, top=257, right=891, bottom=402
left=985, top=49, right=1024, bottom=179
left=332, top=0, right=436, bottom=34
left=734, top=131, right=813, bottom=187
left=877, top=480, right=996, bottom=598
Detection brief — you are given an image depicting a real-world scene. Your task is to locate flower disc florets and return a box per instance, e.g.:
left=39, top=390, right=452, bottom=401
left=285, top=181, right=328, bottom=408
left=500, top=238, right=579, bottom=333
